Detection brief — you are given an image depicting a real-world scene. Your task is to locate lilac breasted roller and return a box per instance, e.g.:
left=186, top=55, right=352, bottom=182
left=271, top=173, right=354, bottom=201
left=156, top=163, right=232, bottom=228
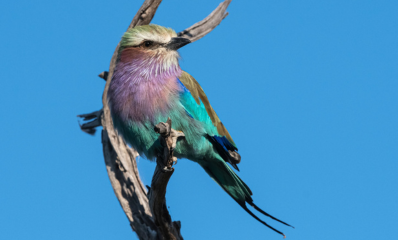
left=107, top=24, right=292, bottom=237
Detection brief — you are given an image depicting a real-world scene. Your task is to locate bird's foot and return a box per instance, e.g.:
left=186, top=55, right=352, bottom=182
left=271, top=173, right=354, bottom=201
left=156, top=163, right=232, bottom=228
left=172, top=156, right=178, bottom=165
left=162, top=166, right=174, bottom=172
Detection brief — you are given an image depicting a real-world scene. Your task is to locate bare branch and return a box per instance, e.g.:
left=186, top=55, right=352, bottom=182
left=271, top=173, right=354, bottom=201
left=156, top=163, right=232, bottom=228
left=102, top=130, right=158, bottom=239
left=177, top=0, right=232, bottom=42
left=129, top=0, right=163, bottom=28
left=78, top=0, right=232, bottom=239
left=99, top=1, right=165, bottom=238
left=149, top=118, right=185, bottom=240
left=77, top=109, right=103, bottom=135
left=98, top=71, right=108, bottom=81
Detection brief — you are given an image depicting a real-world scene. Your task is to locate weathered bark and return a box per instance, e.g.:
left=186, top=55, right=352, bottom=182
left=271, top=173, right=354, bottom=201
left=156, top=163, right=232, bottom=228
left=78, top=109, right=102, bottom=135
left=78, top=0, right=232, bottom=239
left=177, top=0, right=232, bottom=42
left=149, top=118, right=185, bottom=240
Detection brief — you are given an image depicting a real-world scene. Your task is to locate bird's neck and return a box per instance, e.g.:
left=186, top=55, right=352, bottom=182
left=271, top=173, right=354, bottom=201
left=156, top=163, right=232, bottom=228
left=108, top=48, right=182, bottom=123
left=115, top=47, right=182, bottom=82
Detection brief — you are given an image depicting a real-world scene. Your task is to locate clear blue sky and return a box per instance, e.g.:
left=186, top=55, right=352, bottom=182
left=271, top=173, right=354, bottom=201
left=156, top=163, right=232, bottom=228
left=1, top=0, right=397, bottom=239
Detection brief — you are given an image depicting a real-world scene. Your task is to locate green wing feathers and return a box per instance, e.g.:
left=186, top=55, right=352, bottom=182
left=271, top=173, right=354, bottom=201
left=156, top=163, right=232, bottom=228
left=200, top=159, right=252, bottom=204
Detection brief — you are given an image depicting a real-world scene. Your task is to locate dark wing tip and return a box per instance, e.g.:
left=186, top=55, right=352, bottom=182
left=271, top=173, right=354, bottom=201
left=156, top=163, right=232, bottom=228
left=230, top=162, right=240, bottom=171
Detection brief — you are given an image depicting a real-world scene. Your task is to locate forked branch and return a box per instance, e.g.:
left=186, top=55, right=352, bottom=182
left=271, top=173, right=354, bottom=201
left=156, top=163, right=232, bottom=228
left=78, top=1, right=232, bottom=239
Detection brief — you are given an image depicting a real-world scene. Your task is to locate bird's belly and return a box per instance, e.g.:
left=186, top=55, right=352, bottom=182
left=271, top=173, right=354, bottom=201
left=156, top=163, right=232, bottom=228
left=112, top=109, right=214, bottom=161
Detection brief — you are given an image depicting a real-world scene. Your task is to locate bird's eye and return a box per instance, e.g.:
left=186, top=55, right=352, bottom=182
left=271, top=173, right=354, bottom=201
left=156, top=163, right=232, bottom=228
left=144, top=41, right=153, bottom=47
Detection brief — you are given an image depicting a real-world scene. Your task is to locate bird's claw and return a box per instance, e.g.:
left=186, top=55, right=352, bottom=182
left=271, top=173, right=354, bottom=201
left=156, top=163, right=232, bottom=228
left=162, top=166, right=174, bottom=172
left=172, top=156, right=178, bottom=165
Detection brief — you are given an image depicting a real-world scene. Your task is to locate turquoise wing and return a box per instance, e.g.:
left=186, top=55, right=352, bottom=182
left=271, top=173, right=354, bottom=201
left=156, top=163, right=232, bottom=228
left=178, top=71, right=241, bottom=170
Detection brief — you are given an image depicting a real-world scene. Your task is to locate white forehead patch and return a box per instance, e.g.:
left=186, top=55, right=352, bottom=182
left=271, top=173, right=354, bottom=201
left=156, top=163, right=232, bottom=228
left=121, top=24, right=178, bottom=47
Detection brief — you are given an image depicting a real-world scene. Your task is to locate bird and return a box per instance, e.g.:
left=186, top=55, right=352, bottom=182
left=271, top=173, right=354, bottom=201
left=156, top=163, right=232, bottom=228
left=107, top=24, right=292, bottom=237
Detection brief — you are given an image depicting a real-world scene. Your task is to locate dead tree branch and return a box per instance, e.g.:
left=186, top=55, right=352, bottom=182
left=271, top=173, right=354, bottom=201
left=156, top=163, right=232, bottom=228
left=177, top=0, right=232, bottom=42
left=149, top=118, right=185, bottom=240
left=78, top=109, right=103, bottom=135
left=78, top=1, right=232, bottom=239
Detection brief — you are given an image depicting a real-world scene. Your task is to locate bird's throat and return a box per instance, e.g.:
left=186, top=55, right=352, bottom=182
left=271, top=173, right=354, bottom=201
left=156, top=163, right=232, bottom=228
left=108, top=49, right=182, bottom=124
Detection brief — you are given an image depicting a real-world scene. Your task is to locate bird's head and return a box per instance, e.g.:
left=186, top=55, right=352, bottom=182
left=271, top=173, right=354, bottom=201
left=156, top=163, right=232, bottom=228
left=117, top=24, right=190, bottom=77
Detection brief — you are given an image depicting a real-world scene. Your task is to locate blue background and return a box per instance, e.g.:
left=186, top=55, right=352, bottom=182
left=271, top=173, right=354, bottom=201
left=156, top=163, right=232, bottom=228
left=1, top=0, right=397, bottom=239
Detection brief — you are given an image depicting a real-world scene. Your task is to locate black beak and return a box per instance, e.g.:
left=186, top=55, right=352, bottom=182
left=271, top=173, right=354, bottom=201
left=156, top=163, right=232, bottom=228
left=166, top=37, right=191, bottom=50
